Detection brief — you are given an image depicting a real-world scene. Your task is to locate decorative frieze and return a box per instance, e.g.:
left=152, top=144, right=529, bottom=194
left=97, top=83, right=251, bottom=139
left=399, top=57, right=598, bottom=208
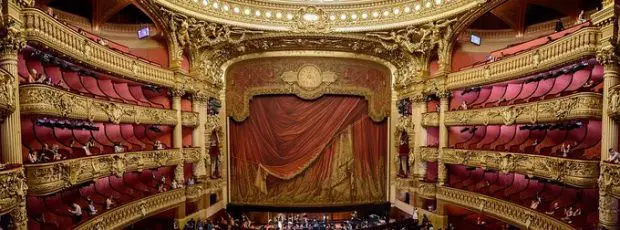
left=442, top=148, right=599, bottom=188
left=415, top=181, right=437, bottom=200
left=437, top=187, right=575, bottom=230
left=599, top=162, right=620, bottom=199
left=418, top=147, right=439, bottom=162
left=75, top=189, right=186, bottom=230
left=20, top=84, right=178, bottom=125
left=25, top=149, right=185, bottom=195
left=447, top=27, right=599, bottom=90
left=0, top=168, right=27, bottom=215
left=182, top=112, right=199, bottom=127
left=20, top=9, right=176, bottom=87
left=183, top=147, right=201, bottom=163
left=423, top=92, right=602, bottom=126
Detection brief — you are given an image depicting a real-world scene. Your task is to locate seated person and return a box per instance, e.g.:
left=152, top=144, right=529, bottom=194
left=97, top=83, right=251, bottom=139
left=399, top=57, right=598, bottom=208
left=28, top=150, right=39, bottom=163
left=546, top=202, right=560, bottom=215
left=562, top=206, right=581, bottom=224
left=608, top=148, right=620, bottom=164
left=68, top=203, right=82, bottom=223
left=113, top=143, right=124, bottom=153
left=82, top=139, right=95, bottom=156
left=153, top=140, right=165, bottom=150
left=26, top=68, right=38, bottom=83
left=87, top=200, right=97, bottom=216
left=105, top=196, right=115, bottom=210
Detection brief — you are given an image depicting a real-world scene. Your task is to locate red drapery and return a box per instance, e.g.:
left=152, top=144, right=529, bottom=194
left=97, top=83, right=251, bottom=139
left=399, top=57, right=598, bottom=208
left=230, top=95, right=387, bottom=205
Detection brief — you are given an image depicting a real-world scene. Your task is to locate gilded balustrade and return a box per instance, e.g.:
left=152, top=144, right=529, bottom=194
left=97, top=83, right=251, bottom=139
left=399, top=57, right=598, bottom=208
left=183, top=147, right=201, bottom=163
left=414, top=181, right=437, bottom=200
left=422, top=92, right=602, bottom=127
left=418, top=147, right=439, bottom=162
left=437, top=186, right=575, bottom=230
left=599, top=162, right=620, bottom=200
left=0, top=168, right=26, bottom=215
left=75, top=188, right=186, bottom=230
left=182, top=112, right=199, bottom=127
left=20, top=84, right=179, bottom=125
left=422, top=112, right=439, bottom=127
left=446, top=27, right=599, bottom=90
left=20, top=8, right=176, bottom=87
left=24, top=148, right=192, bottom=195
left=442, top=148, right=599, bottom=188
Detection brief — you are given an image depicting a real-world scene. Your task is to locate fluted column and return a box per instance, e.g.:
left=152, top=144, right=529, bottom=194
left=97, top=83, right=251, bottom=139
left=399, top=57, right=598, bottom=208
left=172, top=90, right=185, bottom=184
left=437, top=93, right=450, bottom=185
left=192, top=93, right=208, bottom=179
left=412, top=95, right=427, bottom=181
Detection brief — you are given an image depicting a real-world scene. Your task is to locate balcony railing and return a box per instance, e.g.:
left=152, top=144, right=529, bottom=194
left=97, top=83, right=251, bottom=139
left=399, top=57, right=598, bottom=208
left=75, top=188, right=186, bottom=230
left=600, top=162, right=620, bottom=199
left=21, top=8, right=176, bottom=87
left=442, top=148, right=599, bottom=188
left=24, top=148, right=193, bottom=195
left=20, top=84, right=179, bottom=125
left=422, top=92, right=601, bottom=126
left=447, top=27, right=599, bottom=90
left=419, top=147, right=439, bottom=162
left=437, top=186, right=575, bottom=230
left=0, top=168, right=27, bottom=214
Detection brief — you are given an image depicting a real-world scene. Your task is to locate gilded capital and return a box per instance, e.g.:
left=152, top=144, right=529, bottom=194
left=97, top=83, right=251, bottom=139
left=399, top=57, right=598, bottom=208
left=597, top=46, right=619, bottom=66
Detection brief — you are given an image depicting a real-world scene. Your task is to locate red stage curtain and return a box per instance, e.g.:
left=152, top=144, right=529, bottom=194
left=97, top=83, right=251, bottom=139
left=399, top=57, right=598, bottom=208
left=230, top=95, right=386, bottom=205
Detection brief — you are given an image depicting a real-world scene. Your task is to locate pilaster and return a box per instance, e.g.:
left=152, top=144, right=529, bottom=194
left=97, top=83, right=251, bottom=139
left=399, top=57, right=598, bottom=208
left=437, top=91, right=450, bottom=185
left=412, top=94, right=428, bottom=181
left=191, top=92, right=208, bottom=179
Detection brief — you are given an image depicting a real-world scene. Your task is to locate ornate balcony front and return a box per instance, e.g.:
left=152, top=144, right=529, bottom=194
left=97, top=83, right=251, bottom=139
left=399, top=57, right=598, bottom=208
left=414, top=181, right=437, bottom=200
left=183, top=147, right=201, bottom=163
left=446, top=27, right=599, bottom=90
left=182, top=112, right=199, bottom=127
left=75, top=188, right=186, bottom=230
left=20, top=84, right=178, bottom=125
left=25, top=149, right=186, bottom=195
left=599, top=162, right=620, bottom=199
left=419, top=147, right=439, bottom=162
left=437, top=186, right=574, bottom=230
left=21, top=9, right=176, bottom=87
left=423, top=92, right=601, bottom=127
left=442, top=148, right=599, bottom=188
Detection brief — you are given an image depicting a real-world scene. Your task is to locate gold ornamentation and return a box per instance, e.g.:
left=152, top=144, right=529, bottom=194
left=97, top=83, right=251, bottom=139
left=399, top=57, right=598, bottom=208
left=75, top=189, right=186, bottom=230
left=292, top=7, right=331, bottom=33
left=434, top=92, right=602, bottom=126
left=182, top=112, right=199, bottom=127
left=281, top=65, right=337, bottom=91
left=25, top=149, right=190, bottom=195
left=418, top=147, right=439, bottom=162
left=0, top=70, right=16, bottom=117
left=0, top=168, right=27, bottom=215
left=441, top=148, right=599, bottom=188
left=447, top=28, right=599, bottom=90
left=438, top=187, right=575, bottom=230
left=20, top=84, right=179, bottom=125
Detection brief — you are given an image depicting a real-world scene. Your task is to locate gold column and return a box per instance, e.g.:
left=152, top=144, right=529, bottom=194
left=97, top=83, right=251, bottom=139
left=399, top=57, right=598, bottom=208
left=412, top=95, right=427, bottom=181
left=0, top=49, right=21, bottom=164
left=437, top=93, right=450, bottom=185
left=172, top=90, right=185, bottom=184
left=192, top=94, right=208, bottom=179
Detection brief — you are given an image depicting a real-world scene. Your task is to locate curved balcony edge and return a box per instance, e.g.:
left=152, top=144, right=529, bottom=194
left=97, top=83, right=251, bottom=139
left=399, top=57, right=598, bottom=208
left=20, top=84, right=179, bottom=126
left=74, top=188, right=186, bottom=230
left=0, top=168, right=26, bottom=215
left=419, top=147, right=439, bottom=163
left=422, top=92, right=602, bottom=127
left=21, top=8, right=176, bottom=88
left=437, top=186, right=575, bottom=230
left=600, top=162, right=620, bottom=200
left=442, top=148, right=599, bottom=188
left=24, top=148, right=199, bottom=196
left=446, top=27, right=599, bottom=90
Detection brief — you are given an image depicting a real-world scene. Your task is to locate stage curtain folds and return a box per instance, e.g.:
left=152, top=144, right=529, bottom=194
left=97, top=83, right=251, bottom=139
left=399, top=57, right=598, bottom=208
left=230, top=95, right=387, bottom=205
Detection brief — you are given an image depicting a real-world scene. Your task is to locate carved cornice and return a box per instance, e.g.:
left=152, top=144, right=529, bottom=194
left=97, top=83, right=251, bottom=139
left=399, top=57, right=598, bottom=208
left=20, top=8, right=176, bottom=87
left=599, top=162, right=620, bottom=199
left=442, top=148, right=599, bottom=188
left=75, top=188, right=186, bottom=230
left=25, top=149, right=188, bottom=196
left=419, top=147, right=439, bottom=162
left=20, top=84, right=178, bottom=125
left=433, top=92, right=602, bottom=126
left=0, top=168, right=27, bottom=215
left=422, top=112, right=439, bottom=127
left=182, top=112, right=199, bottom=127
left=153, top=0, right=485, bottom=33
left=437, top=186, right=575, bottom=230
left=446, top=27, right=599, bottom=90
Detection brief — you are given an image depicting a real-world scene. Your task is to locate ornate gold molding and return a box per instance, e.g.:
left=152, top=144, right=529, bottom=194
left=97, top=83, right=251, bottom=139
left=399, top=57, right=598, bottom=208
left=599, top=162, right=620, bottom=199
left=182, top=112, right=199, bottom=127
left=183, top=147, right=201, bottom=163
left=442, top=148, right=599, bottom=188
left=446, top=27, right=599, bottom=90
left=422, top=93, right=602, bottom=127
left=419, top=147, right=439, bottom=162
left=153, top=0, right=485, bottom=32
left=20, top=84, right=178, bottom=125
left=0, top=70, right=16, bottom=121
left=607, top=85, right=620, bottom=119
left=25, top=148, right=189, bottom=196
left=20, top=8, right=176, bottom=87
left=437, top=186, right=575, bottom=230
left=0, top=168, right=27, bottom=215
left=185, top=184, right=205, bottom=202
left=415, top=181, right=437, bottom=200
left=75, top=188, right=186, bottom=230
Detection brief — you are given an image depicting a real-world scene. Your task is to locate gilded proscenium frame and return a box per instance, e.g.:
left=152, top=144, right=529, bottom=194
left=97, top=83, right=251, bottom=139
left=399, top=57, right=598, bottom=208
left=422, top=92, right=602, bottom=127
left=446, top=27, right=599, bottom=90
left=442, top=148, right=599, bottom=188
left=74, top=188, right=186, bottom=230
left=20, top=84, right=179, bottom=126
left=0, top=168, right=26, bottom=215
left=20, top=8, right=176, bottom=87
left=24, top=148, right=194, bottom=196
left=437, top=186, right=575, bottom=230
left=154, top=0, right=486, bottom=32
left=222, top=51, right=396, bottom=122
